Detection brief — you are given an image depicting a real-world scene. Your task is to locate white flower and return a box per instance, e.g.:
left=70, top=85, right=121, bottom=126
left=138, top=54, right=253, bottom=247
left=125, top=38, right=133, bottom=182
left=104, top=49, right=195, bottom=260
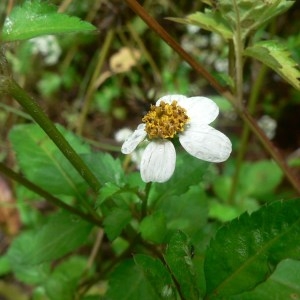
left=121, top=95, right=232, bottom=183
left=29, top=35, right=61, bottom=65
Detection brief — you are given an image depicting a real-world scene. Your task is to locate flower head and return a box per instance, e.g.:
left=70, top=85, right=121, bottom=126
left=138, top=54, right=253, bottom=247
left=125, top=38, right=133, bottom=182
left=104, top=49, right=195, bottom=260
left=121, top=95, right=232, bottom=183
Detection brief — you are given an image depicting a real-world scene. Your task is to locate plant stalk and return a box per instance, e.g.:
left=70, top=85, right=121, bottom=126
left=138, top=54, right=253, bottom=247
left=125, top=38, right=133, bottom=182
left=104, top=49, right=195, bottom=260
left=0, top=162, right=102, bottom=226
left=0, top=75, right=101, bottom=193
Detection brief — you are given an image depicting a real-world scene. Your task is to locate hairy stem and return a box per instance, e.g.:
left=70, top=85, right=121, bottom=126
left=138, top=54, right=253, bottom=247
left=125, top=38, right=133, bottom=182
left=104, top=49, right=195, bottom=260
left=0, top=162, right=102, bottom=226
left=0, top=75, right=101, bottom=193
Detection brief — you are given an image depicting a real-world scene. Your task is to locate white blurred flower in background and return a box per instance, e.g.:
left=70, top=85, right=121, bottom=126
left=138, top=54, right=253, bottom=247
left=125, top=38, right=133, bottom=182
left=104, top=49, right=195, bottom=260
left=29, top=35, right=61, bottom=65
left=257, top=115, right=277, bottom=139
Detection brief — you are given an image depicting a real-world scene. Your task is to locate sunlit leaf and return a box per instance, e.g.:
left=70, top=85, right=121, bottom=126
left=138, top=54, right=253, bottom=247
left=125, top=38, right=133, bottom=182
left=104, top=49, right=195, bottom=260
left=219, top=0, right=294, bottom=38
left=2, top=0, right=96, bottom=42
left=244, top=40, right=300, bottom=90
left=204, top=199, right=300, bottom=299
left=168, top=10, right=232, bottom=40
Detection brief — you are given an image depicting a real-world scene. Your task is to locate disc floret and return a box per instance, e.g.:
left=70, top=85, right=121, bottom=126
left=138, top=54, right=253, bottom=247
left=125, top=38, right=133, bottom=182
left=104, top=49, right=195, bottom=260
left=142, top=100, right=189, bottom=139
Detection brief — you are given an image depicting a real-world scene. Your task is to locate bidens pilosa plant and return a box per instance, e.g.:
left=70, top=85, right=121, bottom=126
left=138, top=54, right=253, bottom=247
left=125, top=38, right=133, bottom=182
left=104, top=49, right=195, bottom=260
left=0, top=0, right=300, bottom=300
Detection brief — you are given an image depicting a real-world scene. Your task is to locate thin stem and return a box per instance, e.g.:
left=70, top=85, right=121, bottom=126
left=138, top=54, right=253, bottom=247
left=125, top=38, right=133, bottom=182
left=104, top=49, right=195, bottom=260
left=124, top=0, right=300, bottom=194
left=228, top=64, right=268, bottom=202
left=76, top=29, right=114, bottom=135
left=124, top=0, right=229, bottom=96
left=141, top=182, right=152, bottom=218
left=0, top=75, right=101, bottom=192
left=0, top=162, right=102, bottom=227
left=232, top=0, right=244, bottom=109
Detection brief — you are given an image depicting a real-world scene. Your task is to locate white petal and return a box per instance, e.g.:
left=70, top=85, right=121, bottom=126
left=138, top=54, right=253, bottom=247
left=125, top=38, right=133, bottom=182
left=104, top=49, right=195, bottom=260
left=121, top=124, right=147, bottom=154
left=141, top=140, right=176, bottom=183
left=179, top=124, right=232, bottom=162
left=178, top=96, right=219, bottom=125
left=156, top=94, right=187, bottom=106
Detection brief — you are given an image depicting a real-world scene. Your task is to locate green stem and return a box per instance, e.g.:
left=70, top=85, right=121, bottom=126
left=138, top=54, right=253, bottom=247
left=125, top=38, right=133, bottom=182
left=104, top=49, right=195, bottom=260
left=228, top=64, right=268, bottom=202
left=76, top=29, right=114, bottom=135
left=0, top=75, right=101, bottom=193
left=0, top=162, right=102, bottom=227
left=232, top=0, right=244, bottom=109
left=124, top=0, right=300, bottom=195
left=141, top=182, right=152, bottom=218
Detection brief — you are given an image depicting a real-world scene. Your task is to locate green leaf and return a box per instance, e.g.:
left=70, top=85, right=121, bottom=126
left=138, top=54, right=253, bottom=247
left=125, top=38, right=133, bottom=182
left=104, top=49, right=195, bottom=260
left=106, top=259, right=161, bottom=300
left=230, top=259, right=300, bottom=299
left=9, top=123, right=90, bottom=196
left=244, top=40, right=300, bottom=90
left=219, top=0, right=294, bottom=39
left=150, top=152, right=208, bottom=205
left=140, top=211, right=167, bottom=244
left=44, top=256, right=86, bottom=300
left=8, top=211, right=92, bottom=266
left=240, top=160, right=283, bottom=197
left=168, top=10, right=233, bottom=40
left=7, top=232, right=50, bottom=284
left=82, top=152, right=125, bottom=186
left=134, top=254, right=176, bottom=299
left=103, top=207, right=131, bottom=241
left=2, top=0, right=96, bottom=42
left=204, top=199, right=300, bottom=299
left=157, top=185, right=208, bottom=238
left=164, top=231, right=200, bottom=300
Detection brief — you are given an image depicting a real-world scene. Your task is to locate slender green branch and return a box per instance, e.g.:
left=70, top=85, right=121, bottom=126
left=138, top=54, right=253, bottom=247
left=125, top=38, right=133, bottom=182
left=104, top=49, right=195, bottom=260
left=229, top=64, right=268, bottom=202
left=232, top=0, right=244, bottom=109
left=141, top=182, right=152, bottom=218
left=0, top=162, right=102, bottom=227
left=77, top=29, right=115, bottom=135
left=124, top=0, right=300, bottom=194
left=0, top=75, right=101, bottom=193
left=124, top=0, right=229, bottom=96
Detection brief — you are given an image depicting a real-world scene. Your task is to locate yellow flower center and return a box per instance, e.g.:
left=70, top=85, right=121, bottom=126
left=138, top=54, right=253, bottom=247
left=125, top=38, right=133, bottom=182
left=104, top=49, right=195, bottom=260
left=142, top=100, right=189, bottom=139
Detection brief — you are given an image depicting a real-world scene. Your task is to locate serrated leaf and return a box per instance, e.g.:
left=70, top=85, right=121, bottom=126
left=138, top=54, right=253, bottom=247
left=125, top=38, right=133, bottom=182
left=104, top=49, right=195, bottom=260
left=219, top=0, right=294, bottom=39
left=2, top=0, right=96, bottom=42
left=204, top=199, right=300, bottom=299
left=9, top=123, right=90, bottom=196
left=106, top=259, right=160, bottom=300
left=244, top=40, right=300, bottom=90
left=134, top=254, right=176, bottom=299
left=103, top=207, right=131, bottom=241
left=164, top=231, right=200, bottom=300
left=7, top=232, right=51, bottom=284
left=8, top=211, right=92, bottom=266
left=168, top=9, right=232, bottom=40
left=230, top=259, right=300, bottom=300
